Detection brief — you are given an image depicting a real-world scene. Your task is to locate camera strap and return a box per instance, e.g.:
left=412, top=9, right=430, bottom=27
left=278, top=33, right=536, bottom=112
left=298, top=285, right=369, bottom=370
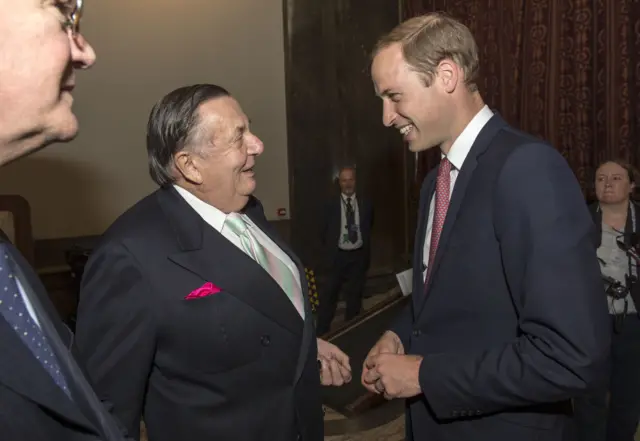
left=626, top=203, right=637, bottom=284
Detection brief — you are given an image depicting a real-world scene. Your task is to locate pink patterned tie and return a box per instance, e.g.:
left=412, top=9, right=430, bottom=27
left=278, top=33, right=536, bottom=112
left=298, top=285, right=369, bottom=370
left=425, top=157, right=452, bottom=287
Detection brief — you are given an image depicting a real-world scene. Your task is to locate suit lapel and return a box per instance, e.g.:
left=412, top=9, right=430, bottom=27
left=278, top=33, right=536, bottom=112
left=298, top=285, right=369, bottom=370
left=412, top=172, right=436, bottom=317
left=242, top=200, right=314, bottom=385
left=159, top=189, right=303, bottom=337
left=8, top=243, right=74, bottom=348
left=417, top=115, right=506, bottom=314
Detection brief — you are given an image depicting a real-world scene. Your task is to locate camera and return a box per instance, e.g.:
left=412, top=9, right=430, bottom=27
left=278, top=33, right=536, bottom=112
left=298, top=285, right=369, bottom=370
left=603, top=274, right=630, bottom=300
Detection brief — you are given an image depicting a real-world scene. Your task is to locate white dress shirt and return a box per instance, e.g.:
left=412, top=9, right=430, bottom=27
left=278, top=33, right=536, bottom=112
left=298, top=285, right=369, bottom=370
left=422, top=105, right=494, bottom=280
left=173, top=185, right=303, bottom=296
left=338, top=193, right=363, bottom=250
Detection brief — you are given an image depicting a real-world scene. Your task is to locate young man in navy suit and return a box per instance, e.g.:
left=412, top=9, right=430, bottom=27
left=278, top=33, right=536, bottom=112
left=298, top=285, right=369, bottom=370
left=362, top=13, right=610, bottom=441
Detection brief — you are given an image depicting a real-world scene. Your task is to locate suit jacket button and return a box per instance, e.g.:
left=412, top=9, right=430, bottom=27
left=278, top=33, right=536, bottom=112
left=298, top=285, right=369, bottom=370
left=261, top=335, right=271, bottom=346
left=452, top=410, right=459, bottom=417
left=412, top=329, right=421, bottom=337
left=476, top=410, right=482, bottom=415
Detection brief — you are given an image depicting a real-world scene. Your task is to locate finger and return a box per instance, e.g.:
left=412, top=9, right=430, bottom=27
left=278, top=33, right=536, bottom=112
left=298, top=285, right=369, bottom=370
left=383, top=386, right=398, bottom=400
left=375, top=380, right=385, bottom=394
left=362, top=380, right=379, bottom=394
left=320, top=357, right=337, bottom=386
left=333, top=358, right=350, bottom=385
left=338, top=362, right=352, bottom=383
left=364, top=354, right=379, bottom=369
left=362, top=366, right=381, bottom=385
left=377, top=340, right=395, bottom=355
left=381, top=380, right=395, bottom=400
left=329, top=347, right=350, bottom=371
left=361, top=367, right=373, bottom=389
left=319, top=357, right=331, bottom=386
left=328, top=358, right=344, bottom=386
left=365, top=343, right=381, bottom=361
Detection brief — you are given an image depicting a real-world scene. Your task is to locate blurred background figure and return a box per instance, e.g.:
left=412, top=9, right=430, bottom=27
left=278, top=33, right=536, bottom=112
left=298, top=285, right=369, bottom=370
left=316, top=166, right=373, bottom=335
left=574, top=159, right=640, bottom=441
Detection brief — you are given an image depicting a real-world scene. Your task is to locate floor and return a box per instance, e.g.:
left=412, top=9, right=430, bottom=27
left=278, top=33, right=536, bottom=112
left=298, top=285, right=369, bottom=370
left=324, top=407, right=404, bottom=441
left=324, top=412, right=640, bottom=440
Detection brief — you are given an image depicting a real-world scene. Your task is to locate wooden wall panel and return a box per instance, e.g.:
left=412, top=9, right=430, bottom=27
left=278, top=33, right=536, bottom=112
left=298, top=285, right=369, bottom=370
left=283, top=0, right=414, bottom=274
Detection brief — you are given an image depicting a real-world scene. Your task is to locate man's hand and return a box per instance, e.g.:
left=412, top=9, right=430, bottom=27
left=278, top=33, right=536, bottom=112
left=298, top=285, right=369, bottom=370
left=317, top=338, right=352, bottom=386
left=361, top=331, right=404, bottom=394
left=362, top=353, right=423, bottom=400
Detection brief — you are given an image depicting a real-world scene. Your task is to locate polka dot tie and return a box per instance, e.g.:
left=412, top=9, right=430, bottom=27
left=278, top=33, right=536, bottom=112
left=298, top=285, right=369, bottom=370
left=425, top=157, right=452, bottom=289
left=0, top=244, right=71, bottom=397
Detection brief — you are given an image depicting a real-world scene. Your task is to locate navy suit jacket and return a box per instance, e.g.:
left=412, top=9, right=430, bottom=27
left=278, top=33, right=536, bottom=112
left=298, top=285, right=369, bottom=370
left=391, top=115, right=610, bottom=441
left=74, top=188, right=322, bottom=441
left=0, top=242, right=128, bottom=441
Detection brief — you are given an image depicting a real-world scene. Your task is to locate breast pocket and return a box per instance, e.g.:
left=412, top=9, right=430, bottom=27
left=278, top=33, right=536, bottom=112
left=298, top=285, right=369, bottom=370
left=173, top=292, right=267, bottom=374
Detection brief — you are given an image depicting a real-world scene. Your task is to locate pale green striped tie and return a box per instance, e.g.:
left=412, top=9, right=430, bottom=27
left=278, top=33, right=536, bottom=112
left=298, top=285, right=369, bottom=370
left=224, top=213, right=305, bottom=318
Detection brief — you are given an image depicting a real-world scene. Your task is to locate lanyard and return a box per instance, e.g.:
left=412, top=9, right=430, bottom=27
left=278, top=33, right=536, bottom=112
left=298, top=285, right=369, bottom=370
left=341, top=196, right=355, bottom=212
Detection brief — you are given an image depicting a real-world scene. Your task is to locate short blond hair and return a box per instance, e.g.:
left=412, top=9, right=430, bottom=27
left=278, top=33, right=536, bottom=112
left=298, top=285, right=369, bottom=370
left=373, top=12, right=479, bottom=91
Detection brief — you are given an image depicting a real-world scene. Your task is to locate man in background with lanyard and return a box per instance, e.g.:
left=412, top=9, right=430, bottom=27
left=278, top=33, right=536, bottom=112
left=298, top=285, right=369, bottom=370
left=317, top=166, right=374, bottom=335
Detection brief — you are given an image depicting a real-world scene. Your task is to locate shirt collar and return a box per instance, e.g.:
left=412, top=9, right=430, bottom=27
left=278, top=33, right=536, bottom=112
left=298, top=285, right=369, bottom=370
left=173, top=184, right=228, bottom=233
left=342, top=193, right=356, bottom=200
left=443, top=105, right=494, bottom=170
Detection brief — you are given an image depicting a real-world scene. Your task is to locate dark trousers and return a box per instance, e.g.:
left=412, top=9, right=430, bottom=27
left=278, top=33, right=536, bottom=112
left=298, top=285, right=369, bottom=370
left=574, top=314, right=640, bottom=441
left=315, top=248, right=367, bottom=335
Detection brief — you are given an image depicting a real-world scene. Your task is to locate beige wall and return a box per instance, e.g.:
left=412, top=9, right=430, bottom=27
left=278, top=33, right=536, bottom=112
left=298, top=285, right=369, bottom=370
left=0, top=0, right=290, bottom=240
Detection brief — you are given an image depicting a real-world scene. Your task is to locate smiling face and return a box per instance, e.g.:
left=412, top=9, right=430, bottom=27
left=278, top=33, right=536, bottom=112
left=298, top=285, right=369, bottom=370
left=595, top=161, right=635, bottom=206
left=371, top=13, right=482, bottom=153
left=0, top=0, right=96, bottom=165
left=174, top=96, right=264, bottom=213
left=372, top=43, right=453, bottom=152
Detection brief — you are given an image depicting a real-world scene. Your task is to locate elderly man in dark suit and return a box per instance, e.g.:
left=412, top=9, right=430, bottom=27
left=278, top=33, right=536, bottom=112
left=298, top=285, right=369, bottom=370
left=0, top=1, right=132, bottom=440
left=74, top=84, right=352, bottom=441
left=316, top=166, right=374, bottom=335
left=362, top=13, right=610, bottom=441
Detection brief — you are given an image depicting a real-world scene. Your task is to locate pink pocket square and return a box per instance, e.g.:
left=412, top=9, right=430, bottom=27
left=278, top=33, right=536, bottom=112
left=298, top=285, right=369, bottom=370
left=184, top=282, right=222, bottom=300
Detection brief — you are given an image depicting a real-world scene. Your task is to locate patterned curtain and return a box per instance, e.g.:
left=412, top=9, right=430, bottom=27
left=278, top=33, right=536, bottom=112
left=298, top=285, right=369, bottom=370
left=403, top=0, right=640, bottom=200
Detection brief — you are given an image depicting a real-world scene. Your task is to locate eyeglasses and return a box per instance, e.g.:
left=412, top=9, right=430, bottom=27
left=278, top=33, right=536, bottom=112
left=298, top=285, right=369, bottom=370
left=63, top=0, right=84, bottom=36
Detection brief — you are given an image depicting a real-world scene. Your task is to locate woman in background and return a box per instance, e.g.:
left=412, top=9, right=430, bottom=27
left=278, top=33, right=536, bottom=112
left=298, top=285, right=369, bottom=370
left=574, top=159, right=640, bottom=441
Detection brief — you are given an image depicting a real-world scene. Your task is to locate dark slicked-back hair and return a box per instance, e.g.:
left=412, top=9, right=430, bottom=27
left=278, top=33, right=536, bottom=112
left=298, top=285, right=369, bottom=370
left=147, top=84, right=230, bottom=187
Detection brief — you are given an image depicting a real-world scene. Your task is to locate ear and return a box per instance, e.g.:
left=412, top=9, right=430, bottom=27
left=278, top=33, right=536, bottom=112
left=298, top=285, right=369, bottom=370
left=437, top=60, right=459, bottom=94
left=174, top=150, right=204, bottom=185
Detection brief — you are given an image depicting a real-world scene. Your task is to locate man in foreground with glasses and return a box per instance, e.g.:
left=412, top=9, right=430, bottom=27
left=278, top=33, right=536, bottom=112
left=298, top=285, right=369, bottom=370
left=0, top=1, right=130, bottom=440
